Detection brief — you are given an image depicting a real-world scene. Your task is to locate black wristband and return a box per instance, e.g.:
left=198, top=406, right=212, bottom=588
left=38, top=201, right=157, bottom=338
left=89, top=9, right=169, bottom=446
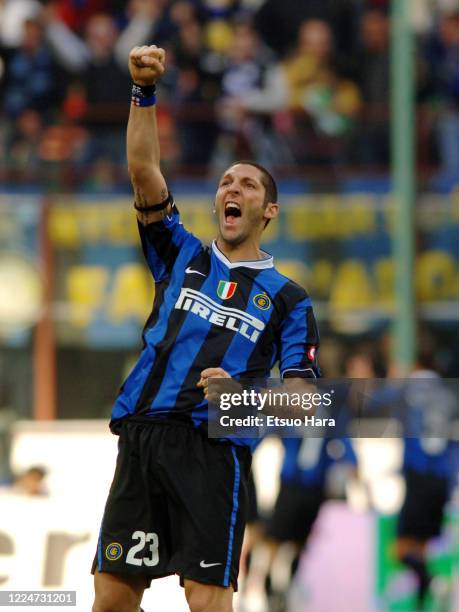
left=134, top=191, right=173, bottom=213
left=132, top=83, right=157, bottom=107
left=132, top=83, right=156, bottom=96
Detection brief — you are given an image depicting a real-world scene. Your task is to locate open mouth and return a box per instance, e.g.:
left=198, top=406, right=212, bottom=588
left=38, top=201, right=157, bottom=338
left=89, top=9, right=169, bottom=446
left=224, top=202, right=242, bottom=221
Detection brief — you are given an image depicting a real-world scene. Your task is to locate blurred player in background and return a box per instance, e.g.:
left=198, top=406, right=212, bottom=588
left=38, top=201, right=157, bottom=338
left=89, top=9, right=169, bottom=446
left=261, top=435, right=357, bottom=612
left=91, top=45, right=320, bottom=612
left=395, top=357, right=456, bottom=610
left=372, top=354, right=457, bottom=610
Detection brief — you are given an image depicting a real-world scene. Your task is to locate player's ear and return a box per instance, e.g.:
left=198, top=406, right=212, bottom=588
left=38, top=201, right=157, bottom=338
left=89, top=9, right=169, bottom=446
left=263, top=202, right=279, bottom=221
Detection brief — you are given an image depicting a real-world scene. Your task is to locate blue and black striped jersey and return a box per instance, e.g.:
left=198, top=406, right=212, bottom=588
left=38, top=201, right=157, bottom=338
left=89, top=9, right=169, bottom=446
left=280, top=437, right=357, bottom=487
left=110, top=204, right=320, bottom=441
left=371, top=372, right=457, bottom=477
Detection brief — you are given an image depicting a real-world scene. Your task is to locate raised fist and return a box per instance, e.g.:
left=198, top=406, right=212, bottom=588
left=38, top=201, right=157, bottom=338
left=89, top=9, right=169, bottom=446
left=129, top=45, right=165, bottom=86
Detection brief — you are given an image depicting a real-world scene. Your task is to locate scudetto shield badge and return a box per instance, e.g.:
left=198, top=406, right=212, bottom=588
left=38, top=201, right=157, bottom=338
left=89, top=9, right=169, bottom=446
left=217, top=281, right=238, bottom=299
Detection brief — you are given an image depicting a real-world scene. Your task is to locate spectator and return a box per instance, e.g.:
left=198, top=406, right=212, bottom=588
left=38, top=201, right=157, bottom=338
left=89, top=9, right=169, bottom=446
left=0, top=0, right=42, bottom=49
left=152, top=0, right=202, bottom=48
left=168, top=16, right=224, bottom=169
left=4, top=109, right=43, bottom=180
left=79, top=13, right=131, bottom=164
left=214, top=18, right=291, bottom=171
left=2, top=15, right=61, bottom=119
left=42, top=1, right=161, bottom=75
left=114, top=0, right=167, bottom=69
left=425, top=11, right=459, bottom=179
left=353, top=9, right=391, bottom=166
left=254, top=0, right=358, bottom=59
left=53, top=0, right=108, bottom=35
left=280, top=19, right=361, bottom=166
left=36, top=1, right=90, bottom=74
left=202, top=0, right=240, bottom=54
left=83, top=13, right=130, bottom=100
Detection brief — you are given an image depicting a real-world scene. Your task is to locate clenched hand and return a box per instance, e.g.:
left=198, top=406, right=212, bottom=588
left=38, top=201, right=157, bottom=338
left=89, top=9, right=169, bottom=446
left=129, top=45, right=166, bottom=86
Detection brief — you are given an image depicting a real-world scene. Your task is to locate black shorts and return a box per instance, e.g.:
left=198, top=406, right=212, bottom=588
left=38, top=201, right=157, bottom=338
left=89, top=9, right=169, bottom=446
left=92, top=420, right=251, bottom=591
left=397, top=468, right=449, bottom=540
left=265, top=481, right=324, bottom=544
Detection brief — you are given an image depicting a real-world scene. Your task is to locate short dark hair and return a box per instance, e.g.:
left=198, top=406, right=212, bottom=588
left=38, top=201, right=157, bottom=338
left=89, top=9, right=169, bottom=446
left=229, top=160, right=278, bottom=205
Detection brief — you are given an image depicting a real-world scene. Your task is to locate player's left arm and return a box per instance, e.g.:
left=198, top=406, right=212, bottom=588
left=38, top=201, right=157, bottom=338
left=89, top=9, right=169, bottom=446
left=272, top=293, right=321, bottom=415
left=197, top=292, right=321, bottom=397
left=278, top=293, right=320, bottom=381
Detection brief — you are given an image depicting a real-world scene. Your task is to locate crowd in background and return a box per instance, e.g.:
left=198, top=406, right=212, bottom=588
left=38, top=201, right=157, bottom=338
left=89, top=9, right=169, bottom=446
left=2, top=0, right=459, bottom=188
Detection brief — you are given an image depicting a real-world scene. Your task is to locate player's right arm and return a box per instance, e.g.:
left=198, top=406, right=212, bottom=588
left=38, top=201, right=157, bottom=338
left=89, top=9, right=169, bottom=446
left=127, top=45, right=202, bottom=281
left=127, top=45, right=170, bottom=225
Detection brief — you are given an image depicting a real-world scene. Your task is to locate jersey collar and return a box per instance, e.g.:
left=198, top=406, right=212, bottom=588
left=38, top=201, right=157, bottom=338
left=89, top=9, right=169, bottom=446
left=212, top=240, right=274, bottom=269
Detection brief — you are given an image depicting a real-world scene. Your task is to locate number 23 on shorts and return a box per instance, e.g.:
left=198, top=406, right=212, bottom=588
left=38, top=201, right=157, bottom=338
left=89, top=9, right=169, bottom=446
left=126, top=530, right=159, bottom=567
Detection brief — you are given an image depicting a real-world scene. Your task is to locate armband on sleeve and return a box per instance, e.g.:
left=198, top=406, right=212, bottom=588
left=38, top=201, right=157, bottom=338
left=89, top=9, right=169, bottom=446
left=134, top=192, right=174, bottom=213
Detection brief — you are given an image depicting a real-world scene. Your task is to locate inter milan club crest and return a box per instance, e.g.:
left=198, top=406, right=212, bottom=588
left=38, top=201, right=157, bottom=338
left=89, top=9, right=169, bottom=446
left=253, top=292, right=271, bottom=310
left=217, top=280, right=237, bottom=300
left=105, top=542, right=123, bottom=561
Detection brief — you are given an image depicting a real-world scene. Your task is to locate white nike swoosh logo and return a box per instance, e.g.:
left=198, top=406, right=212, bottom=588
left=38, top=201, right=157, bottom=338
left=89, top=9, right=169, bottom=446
left=185, top=267, right=206, bottom=277
left=200, top=561, right=222, bottom=568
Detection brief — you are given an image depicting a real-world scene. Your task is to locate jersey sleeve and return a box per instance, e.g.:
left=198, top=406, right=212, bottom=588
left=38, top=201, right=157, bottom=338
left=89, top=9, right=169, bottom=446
left=137, top=203, right=202, bottom=281
left=279, top=295, right=321, bottom=380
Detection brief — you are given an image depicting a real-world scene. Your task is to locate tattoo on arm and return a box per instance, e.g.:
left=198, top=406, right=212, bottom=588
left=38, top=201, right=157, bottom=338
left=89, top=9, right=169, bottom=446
left=134, top=186, right=147, bottom=208
left=134, top=186, right=149, bottom=224
left=134, top=186, right=170, bottom=224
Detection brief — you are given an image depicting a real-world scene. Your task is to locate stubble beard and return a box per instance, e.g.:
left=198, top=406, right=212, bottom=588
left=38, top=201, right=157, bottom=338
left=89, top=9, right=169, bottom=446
left=219, top=228, right=247, bottom=247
